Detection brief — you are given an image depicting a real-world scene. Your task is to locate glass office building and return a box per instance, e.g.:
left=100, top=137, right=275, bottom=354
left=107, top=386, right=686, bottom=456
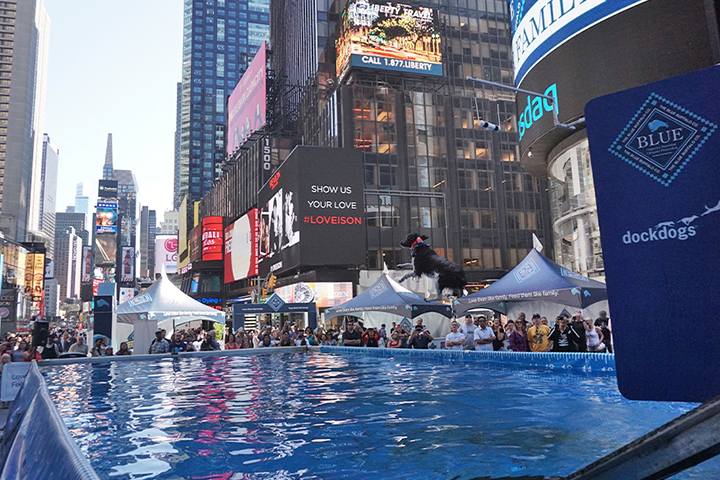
left=176, top=0, right=270, bottom=205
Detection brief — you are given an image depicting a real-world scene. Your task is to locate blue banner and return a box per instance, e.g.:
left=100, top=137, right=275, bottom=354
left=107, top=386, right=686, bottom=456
left=510, top=0, right=649, bottom=85
left=350, top=54, right=443, bottom=77
left=585, top=65, right=720, bottom=402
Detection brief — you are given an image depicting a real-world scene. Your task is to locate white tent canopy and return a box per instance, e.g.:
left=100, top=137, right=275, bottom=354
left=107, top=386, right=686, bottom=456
left=117, top=273, right=225, bottom=354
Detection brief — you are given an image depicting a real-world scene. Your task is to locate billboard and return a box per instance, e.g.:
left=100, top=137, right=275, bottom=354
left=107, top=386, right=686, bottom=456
left=510, top=0, right=651, bottom=85
left=202, top=216, right=223, bottom=261
left=81, top=246, right=93, bottom=283
left=585, top=65, right=720, bottom=402
left=23, top=253, right=45, bottom=302
left=120, top=247, right=135, bottom=283
left=96, top=202, right=118, bottom=233
left=513, top=0, right=718, bottom=176
left=275, top=282, right=354, bottom=308
left=98, top=179, right=118, bottom=198
left=227, top=42, right=267, bottom=156
left=95, top=234, right=117, bottom=265
left=224, top=209, right=258, bottom=283
left=189, top=225, right=202, bottom=263
left=257, top=147, right=365, bottom=276
left=336, top=0, right=442, bottom=79
left=155, top=235, right=178, bottom=275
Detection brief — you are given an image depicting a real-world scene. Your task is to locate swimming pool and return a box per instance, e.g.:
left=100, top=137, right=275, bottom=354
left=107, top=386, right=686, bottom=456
left=41, top=351, right=720, bottom=479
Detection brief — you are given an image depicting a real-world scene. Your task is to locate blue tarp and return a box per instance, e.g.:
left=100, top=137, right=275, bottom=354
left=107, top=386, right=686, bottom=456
left=453, top=248, right=608, bottom=315
left=324, top=273, right=453, bottom=320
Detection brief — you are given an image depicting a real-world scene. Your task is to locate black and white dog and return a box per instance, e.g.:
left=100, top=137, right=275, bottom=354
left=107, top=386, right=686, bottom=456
left=397, top=233, right=467, bottom=301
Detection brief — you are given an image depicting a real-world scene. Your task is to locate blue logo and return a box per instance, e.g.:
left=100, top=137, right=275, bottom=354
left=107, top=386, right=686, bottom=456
left=267, top=294, right=285, bottom=312
left=514, top=258, right=539, bottom=284
left=370, top=281, right=387, bottom=299
left=609, top=93, right=716, bottom=186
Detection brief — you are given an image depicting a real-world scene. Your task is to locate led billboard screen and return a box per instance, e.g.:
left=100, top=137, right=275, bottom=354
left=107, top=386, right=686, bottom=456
left=227, top=42, right=267, bottom=156
left=202, top=216, right=224, bottom=261
left=81, top=246, right=93, bottom=283
left=96, top=202, right=118, bottom=233
left=336, top=0, right=442, bottom=78
left=257, top=147, right=366, bottom=276
left=95, top=234, right=117, bottom=265
left=120, top=247, right=135, bottom=283
left=98, top=179, right=118, bottom=198
left=24, top=253, right=45, bottom=301
left=224, top=209, right=258, bottom=283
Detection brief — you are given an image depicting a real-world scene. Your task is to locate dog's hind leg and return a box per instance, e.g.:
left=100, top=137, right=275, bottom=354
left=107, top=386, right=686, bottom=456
left=398, top=271, right=418, bottom=283
left=396, top=263, right=413, bottom=270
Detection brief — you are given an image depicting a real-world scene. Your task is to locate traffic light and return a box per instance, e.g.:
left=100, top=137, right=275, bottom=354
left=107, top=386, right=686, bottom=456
left=261, top=288, right=268, bottom=296
left=267, top=274, right=277, bottom=290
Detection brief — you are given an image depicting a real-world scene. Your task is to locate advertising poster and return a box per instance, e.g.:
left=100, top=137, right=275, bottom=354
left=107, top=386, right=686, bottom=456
left=120, top=247, right=134, bottom=283
left=224, top=209, right=258, bottom=283
left=98, top=180, right=119, bottom=198
left=227, top=42, right=267, bottom=155
left=202, top=216, right=223, bottom=261
left=155, top=235, right=178, bottom=274
left=96, top=202, right=118, bottom=233
left=0, top=288, right=17, bottom=335
left=585, top=65, right=720, bottom=402
left=258, top=147, right=365, bottom=276
left=119, top=287, right=135, bottom=304
left=189, top=225, right=202, bottom=263
left=95, top=234, right=117, bottom=265
left=336, top=0, right=442, bottom=78
left=81, top=246, right=93, bottom=283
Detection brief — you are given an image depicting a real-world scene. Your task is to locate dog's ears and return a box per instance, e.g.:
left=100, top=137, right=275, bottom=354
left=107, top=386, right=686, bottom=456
left=421, top=235, right=429, bottom=241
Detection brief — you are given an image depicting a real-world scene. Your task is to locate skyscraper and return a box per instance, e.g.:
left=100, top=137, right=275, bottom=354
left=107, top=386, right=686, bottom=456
left=0, top=0, right=50, bottom=242
left=103, top=133, right=114, bottom=180
left=114, top=169, right=139, bottom=248
left=173, top=82, right=182, bottom=209
left=74, top=183, right=90, bottom=229
left=177, top=0, right=270, bottom=204
left=139, top=206, right=157, bottom=278
left=54, top=226, right=82, bottom=301
left=55, top=211, right=89, bottom=247
left=39, top=134, right=59, bottom=258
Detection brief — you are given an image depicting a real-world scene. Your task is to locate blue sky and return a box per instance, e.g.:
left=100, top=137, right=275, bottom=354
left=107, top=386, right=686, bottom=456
left=44, top=0, right=183, bottom=219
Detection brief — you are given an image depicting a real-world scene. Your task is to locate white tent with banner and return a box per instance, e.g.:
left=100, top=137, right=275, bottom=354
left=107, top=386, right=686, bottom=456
left=116, top=273, right=225, bottom=354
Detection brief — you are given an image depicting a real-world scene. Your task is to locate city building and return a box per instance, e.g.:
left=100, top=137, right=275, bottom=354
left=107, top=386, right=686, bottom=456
left=173, top=82, right=182, bottom=209
left=139, top=206, right=157, bottom=278
left=54, top=226, right=82, bottom=301
left=113, top=169, right=139, bottom=248
left=74, top=183, right=90, bottom=230
left=55, top=211, right=89, bottom=246
left=43, top=277, right=59, bottom=318
left=39, top=134, right=59, bottom=258
left=159, top=210, right=179, bottom=235
left=194, top=0, right=552, bottom=307
left=176, top=0, right=270, bottom=205
left=0, top=0, right=50, bottom=243
left=103, top=133, right=114, bottom=180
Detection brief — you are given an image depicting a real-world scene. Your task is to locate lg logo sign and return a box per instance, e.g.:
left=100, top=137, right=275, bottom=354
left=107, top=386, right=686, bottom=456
left=165, top=238, right=178, bottom=253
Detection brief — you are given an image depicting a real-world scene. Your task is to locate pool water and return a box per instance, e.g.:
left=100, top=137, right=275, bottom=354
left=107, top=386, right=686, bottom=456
left=42, top=352, right=720, bottom=480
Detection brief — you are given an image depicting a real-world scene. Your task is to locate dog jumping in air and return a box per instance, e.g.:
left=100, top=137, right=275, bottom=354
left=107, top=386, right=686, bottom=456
left=397, top=233, right=467, bottom=301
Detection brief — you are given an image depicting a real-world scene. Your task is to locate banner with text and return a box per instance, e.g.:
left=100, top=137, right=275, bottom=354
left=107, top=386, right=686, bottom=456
left=585, top=65, right=720, bottom=402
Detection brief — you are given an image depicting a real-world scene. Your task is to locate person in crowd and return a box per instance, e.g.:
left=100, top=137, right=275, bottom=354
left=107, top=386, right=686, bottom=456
left=548, top=316, right=583, bottom=352
left=149, top=329, right=170, bottom=354
left=193, top=333, right=205, bottom=351
left=304, top=327, right=317, bottom=346
left=23, top=343, right=42, bottom=362
left=410, top=323, right=434, bottom=349
left=459, top=314, right=477, bottom=350
left=68, top=336, right=89, bottom=357
left=170, top=333, right=187, bottom=353
left=445, top=321, right=465, bottom=350
left=362, top=327, right=380, bottom=347
left=91, top=337, right=106, bottom=357
left=326, top=331, right=339, bottom=346
left=502, top=320, right=515, bottom=350
left=379, top=324, right=387, bottom=342
left=342, top=321, right=363, bottom=346
left=595, top=311, right=613, bottom=353
left=279, top=331, right=293, bottom=346
left=570, top=313, right=588, bottom=352
left=103, top=347, right=114, bottom=356
left=584, top=317, right=606, bottom=352
left=0, top=354, right=10, bottom=375
left=294, top=331, right=309, bottom=346
left=387, top=331, right=402, bottom=348
left=473, top=316, right=495, bottom=351
left=225, top=333, right=239, bottom=350
left=259, top=333, right=277, bottom=348
left=390, top=322, right=397, bottom=334
left=492, top=318, right=506, bottom=351
left=116, top=342, right=132, bottom=355
left=59, top=331, right=73, bottom=353
left=541, top=317, right=550, bottom=327
left=41, top=334, right=60, bottom=359
left=527, top=314, right=552, bottom=352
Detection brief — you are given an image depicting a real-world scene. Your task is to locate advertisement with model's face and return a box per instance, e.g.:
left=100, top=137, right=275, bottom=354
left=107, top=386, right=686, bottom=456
left=224, top=209, right=258, bottom=283
left=257, top=147, right=366, bottom=276
left=336, top=0, right=442, bottom=79
left=227, top=42, right=267, bottom=156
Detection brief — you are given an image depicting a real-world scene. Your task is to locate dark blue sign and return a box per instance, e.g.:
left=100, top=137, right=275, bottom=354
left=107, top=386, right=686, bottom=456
left=585, top=65, right=720, bottom=402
